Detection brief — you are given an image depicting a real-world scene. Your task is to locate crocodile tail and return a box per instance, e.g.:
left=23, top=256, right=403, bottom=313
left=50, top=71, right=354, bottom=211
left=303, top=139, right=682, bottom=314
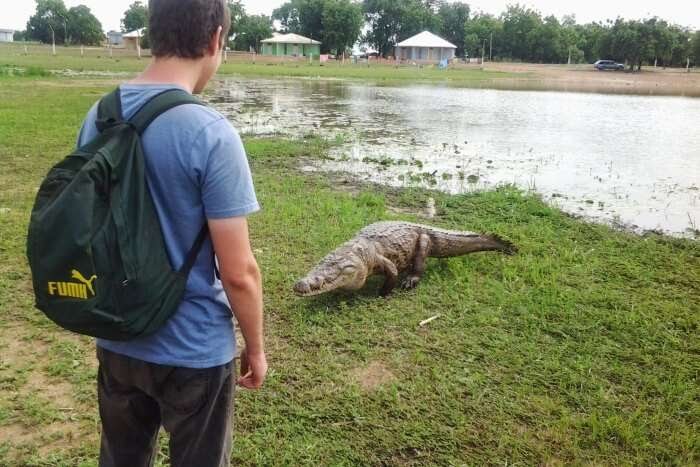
left=485, top=234, right=518, bottom=255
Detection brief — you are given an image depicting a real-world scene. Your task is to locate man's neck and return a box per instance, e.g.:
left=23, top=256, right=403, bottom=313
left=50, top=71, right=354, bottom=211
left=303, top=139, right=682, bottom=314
left=129, top=57, right=205, bottom=93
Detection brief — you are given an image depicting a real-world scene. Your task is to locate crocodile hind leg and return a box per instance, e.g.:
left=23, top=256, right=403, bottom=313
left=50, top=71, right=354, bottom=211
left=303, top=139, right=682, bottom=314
left=378, top=255, right=399, bottom=296
left=403, top=233, right=431, bottom=289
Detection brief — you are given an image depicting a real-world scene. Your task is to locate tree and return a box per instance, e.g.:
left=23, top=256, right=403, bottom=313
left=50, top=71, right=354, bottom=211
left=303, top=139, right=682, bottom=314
left=669, top=28, right=691, bottom=67
left=363, top=0, right=437, bottom=57
left=560, top=15, right=585, bottom=63
left=26, top=0, right=69, bottom=45
left=604, top=19, right=645, bottom=70
left=464, top=14, right=502, bottom=59
left=645, top=19, right=678, bottom=67
left=397, top=0, right=440, bottom=41
left=67, top=5, right=103, bottom=45
left=273, top=0, right=325, bottom=42
left=121, top=1, right=148, bottom=33
left=322, top=0, right=363, bottom=56
left=438, top=2, right=469, bottom=57
left=528, top=15, right=567, bottom=63
left=13, top=30, right=28, bottom=42
left=363, top=0, right=404, bottom=57
left=232, top=14, right=273, bottom=53
left=689, top=30, right=700, bottom=65
left=500, top=4, right=543, bottom=61
left=227, top=0, right=246, bottom=39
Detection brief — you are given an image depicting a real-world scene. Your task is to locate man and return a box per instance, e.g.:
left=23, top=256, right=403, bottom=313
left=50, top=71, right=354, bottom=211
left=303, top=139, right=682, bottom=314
left=76, top=1, right=267, bottom=465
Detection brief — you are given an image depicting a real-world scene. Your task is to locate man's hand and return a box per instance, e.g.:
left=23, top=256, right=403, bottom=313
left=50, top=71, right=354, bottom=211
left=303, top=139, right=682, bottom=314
left=209, top=217, right=266, bottom=390
left=237, top=349, right=268, bottom=389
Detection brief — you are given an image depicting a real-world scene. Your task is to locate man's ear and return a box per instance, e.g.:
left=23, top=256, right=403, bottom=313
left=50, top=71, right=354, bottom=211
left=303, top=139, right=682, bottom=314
left=209, top=25, right=223, bottom=56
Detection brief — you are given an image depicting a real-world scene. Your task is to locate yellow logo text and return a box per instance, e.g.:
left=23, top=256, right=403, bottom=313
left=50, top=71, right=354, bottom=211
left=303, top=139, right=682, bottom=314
left=48, top=269, right=97, bottom=300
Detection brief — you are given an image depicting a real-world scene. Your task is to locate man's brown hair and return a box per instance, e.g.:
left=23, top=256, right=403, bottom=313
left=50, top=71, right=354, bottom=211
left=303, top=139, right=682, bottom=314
left=148, top=0, right=231, bottom=59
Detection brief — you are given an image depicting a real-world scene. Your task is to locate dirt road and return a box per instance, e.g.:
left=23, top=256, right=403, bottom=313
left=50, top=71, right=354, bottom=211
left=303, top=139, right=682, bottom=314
left=478, top=62, right=700, bottom=97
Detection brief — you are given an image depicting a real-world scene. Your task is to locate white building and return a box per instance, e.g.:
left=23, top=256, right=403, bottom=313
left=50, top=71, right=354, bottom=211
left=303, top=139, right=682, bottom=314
left=106, top=30, right=123, bottom=46
left=395, top=31, right=456, bottom=62
left=123, top=28, right=146, bottom=50
left=0, top=29, right=14, bottom=42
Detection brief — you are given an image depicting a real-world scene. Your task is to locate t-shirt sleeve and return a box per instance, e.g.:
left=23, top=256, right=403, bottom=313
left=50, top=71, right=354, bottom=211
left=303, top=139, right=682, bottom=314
left=76, top=102, right=99, bottom=148
left=196, top=117, right=260, bottom=219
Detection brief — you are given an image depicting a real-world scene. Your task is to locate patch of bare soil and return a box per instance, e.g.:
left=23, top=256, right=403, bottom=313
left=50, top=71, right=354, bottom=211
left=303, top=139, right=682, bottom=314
left=481, top=62, right=700, bottom=97
left=350, top=360, right=396, bottom=391
left=0, top=323, right=93, bottom=458
left=0, top=421, right=87, bottom=457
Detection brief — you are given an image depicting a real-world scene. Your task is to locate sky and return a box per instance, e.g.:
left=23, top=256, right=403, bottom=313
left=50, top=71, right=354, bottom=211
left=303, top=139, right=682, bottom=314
left=3, top=0, right=699, bottom=32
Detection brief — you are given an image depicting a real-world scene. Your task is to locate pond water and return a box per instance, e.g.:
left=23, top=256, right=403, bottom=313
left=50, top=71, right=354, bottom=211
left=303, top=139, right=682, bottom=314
left=207, top=78, right=700, bottom=237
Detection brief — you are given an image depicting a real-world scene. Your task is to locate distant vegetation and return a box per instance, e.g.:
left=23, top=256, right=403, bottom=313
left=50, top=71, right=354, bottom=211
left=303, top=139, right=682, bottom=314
left=13, top=0, right=700, bottom=69
left=236, top=0, right=698, bottom=69
left=24, top=0, right=104, bottom=46
left=363, top=1, right=699, bottom=69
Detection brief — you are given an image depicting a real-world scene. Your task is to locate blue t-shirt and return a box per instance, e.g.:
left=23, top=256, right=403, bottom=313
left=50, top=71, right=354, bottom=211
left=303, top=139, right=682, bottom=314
left=77, top=84, right=259, bottom=368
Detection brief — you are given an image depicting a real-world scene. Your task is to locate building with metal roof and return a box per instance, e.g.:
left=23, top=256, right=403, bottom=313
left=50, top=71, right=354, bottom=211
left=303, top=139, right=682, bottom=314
left=395, top=31, right=457, bottom=62
left=106, top=30, right=124, bottom=46
left=123, top=28, right=146, bottom=50
left=261, top=33, right=321, bottom=58
left=0, top=29, right=14, bottom=43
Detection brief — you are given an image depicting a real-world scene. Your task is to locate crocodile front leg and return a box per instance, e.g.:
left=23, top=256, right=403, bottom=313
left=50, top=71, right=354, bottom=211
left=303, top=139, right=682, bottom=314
left=403, top=233, right=431, bottom=289
left=377, top=255, right=399, bottom=296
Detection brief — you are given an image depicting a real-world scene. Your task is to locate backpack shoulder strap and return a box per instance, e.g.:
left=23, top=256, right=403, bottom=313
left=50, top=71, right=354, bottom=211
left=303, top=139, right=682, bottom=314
left=95, top=87, right=211, bottom=276
left=129, top=88, right=204, bottom=134
left=95, top=88, right=124, bottom=132
left=95, top=87, right=204, bottom=135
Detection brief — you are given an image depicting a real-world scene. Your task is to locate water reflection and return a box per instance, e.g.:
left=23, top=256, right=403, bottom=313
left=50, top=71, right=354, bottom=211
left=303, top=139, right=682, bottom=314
left=208, top=78, right=700, bottom=237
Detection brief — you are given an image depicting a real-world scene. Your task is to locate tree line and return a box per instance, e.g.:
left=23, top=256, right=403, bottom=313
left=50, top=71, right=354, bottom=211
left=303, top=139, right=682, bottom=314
left=20, top=0, right=104, bottom=46
left=17, top=0, right=700, bottom=69
left=228, top=0, right=700, bottom=68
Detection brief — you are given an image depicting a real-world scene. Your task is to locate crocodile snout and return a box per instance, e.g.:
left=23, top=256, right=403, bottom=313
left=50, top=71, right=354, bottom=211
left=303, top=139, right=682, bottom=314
left=294, top=275, right=328, bottom=296
left=293, top=280, right=312, bottom=296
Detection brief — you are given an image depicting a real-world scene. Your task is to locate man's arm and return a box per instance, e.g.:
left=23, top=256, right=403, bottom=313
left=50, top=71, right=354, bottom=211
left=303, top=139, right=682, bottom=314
left=208, top=216, right=267, bottom=389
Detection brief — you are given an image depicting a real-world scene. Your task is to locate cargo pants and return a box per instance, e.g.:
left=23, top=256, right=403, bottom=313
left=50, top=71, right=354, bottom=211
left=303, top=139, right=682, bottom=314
left=96, top=347, right=235, bottom=467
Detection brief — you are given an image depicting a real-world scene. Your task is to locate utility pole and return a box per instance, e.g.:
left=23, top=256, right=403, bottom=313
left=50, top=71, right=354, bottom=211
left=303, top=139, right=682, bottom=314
left=489, top=32, right=493, bottom=61
left=48, top=23, right=56, bottom=56
left=136, top=28, right=141, bottom=59
left=482, top=38, right=486, bottom=65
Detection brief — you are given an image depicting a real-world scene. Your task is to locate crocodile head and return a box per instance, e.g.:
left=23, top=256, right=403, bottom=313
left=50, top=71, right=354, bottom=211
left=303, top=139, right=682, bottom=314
left=294, top=251, right=367, bottom=297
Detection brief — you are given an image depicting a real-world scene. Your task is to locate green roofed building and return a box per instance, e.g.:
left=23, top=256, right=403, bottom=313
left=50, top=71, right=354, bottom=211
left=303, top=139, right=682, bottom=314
left=261, top=33, right=321, bottom=57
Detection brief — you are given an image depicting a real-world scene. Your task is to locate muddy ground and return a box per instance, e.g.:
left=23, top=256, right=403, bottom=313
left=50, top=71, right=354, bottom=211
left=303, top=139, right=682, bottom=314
left=479, top=62, right=700, bottom=97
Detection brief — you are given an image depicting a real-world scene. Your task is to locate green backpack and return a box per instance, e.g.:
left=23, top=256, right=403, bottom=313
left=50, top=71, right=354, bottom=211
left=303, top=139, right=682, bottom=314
left=27, top=88, right=208, bottom=341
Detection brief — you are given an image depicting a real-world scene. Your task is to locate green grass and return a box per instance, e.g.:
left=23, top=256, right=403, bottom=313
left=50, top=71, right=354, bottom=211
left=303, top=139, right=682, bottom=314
left=0, top=43, right=514, bottom=84
left=0, top=76, right=698, bottom=466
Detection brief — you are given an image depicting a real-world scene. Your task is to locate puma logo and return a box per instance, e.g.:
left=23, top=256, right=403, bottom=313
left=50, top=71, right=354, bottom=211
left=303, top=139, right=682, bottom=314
left=47, top=269, right=97, bottom=300
left=71, top=270, right=97, bottom=296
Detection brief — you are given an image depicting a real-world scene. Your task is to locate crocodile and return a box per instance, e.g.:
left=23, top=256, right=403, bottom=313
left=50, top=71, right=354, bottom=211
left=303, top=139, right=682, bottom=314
left=293, top=221, right=516, bottom=297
